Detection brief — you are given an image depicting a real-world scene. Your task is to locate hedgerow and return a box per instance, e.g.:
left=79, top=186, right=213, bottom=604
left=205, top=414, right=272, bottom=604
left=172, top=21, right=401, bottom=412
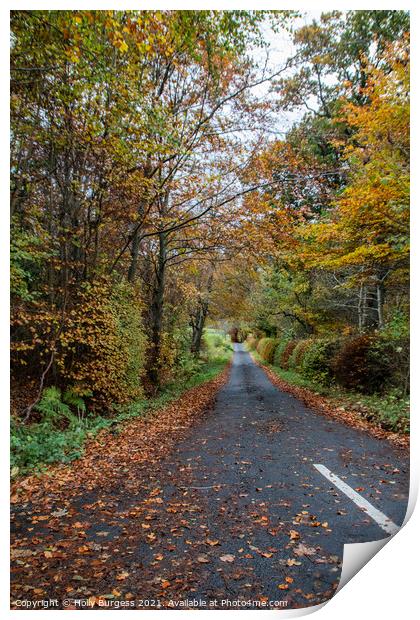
left=332, top=334, right=391, bottom=394
left=257, top=337, right=279, bottom=363
left=288, top=339, right=313, bottom=371
left=301, top=338, right=342, bottom=386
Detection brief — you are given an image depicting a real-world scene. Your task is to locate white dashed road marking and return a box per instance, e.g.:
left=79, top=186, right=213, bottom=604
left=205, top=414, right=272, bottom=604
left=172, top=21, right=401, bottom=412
left=314, top=463, right=399, bottom=536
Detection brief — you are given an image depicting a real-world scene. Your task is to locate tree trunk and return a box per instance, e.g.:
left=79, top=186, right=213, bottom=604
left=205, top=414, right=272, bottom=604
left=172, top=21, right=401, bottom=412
left=190, top=272, right=213, bottom=355
left=148, top=231, right=167, bottom=388
left=128, top=223, right=142, bottom=283
left=376, top=269, right=387, bottom=329
left=190, top=300, right=209, bottom=355
left=358, top=283, right=367, bottom=332
left=128, top=162, right=152, bottom=283
left=127, top=194, right=148, bottom=283
left=376, top=283, right=384, bottom=329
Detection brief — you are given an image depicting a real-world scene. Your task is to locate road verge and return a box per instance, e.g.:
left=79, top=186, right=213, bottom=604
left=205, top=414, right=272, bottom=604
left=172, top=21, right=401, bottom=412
left=251, top=352, right=408, bottom=451
left=11, top=361, right=232, bottom=506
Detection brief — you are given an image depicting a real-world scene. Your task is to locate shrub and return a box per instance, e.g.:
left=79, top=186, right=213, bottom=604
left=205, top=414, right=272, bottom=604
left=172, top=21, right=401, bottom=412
left=356, top=389, right=409, bottom=433
left=12, top=277, right=148, bottom=411
left=247, top=335, right=258, bottom=350
left=273, top=339, right=289, bottom=367
left=301, top=338, right=342, bottom=386
left=34, top=386, right=88, bottom=426
left=56, top=279, right=147, bottom=408
left=257, top=337, right=279, bottom=363
left=280, top=340, right=298, bottom=369
left=208, top=333, right=230, bottom=352
left=112, top=281, right=148, bottom=400
left=370, top=313, right=409, bottom=395
left=174, top=350, right=204, bottom=382
left=332, top=334, right=391, bottom=394
left=288, top=339, right=312, bottom=371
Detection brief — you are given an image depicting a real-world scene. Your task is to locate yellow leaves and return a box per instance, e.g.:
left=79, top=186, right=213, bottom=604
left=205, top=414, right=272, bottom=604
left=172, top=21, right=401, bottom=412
left=116, top=571, right=129, bottom=581
left=64, top=46, right=81, bottom=63
left=289, top=530, right=300, bottom=540
left=11, top=466, right=19, bottom=479
left=112, top=33, right=129, bottom=53
left=243, top=40, right=409, bottom=292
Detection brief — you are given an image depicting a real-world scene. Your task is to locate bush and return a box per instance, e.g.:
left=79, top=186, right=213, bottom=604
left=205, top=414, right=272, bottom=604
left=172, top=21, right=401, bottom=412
left=273, top=339, right=288, bottom=367
left=12, top=277, right=148, bottom=411
left=34, top=386, right=88, bottom=426
left=257, top=337, right=279, bottom=363
left=247, top=335, right=258, bottom=350
left=158, top=328, right=232, bottom=387
left=288, top=339, right=312, bottom=371
left=279, top=340, right=298, bottom=369
left=370, top=314, right=409, bottom=395
left=203, top=331, right=232, bottom=360
left=174, top=351, right=204, bottom=381
left=354, top=389, right=409, bottom=433
left=301, top=338, right=341, bottom=386
left=57, top=279, right=147, bottom=408
left=332, top=334, right=391, bottom=394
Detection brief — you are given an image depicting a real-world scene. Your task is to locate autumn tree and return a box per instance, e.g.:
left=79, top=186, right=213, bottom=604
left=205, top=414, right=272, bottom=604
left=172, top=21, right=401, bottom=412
left=305, top=38, right=409, bottom=330
left=10, top=9, right=295, bottom=405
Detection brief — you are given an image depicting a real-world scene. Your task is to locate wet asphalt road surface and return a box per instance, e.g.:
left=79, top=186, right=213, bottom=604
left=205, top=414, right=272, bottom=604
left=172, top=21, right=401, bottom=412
left=11, top=344, right=409, bottom=610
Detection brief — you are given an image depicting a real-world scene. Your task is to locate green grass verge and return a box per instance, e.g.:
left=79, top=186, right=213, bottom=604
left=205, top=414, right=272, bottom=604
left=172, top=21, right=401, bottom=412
left=11, top=339, right=233, bottom=477
left=251, top=349, right=409, bottom=435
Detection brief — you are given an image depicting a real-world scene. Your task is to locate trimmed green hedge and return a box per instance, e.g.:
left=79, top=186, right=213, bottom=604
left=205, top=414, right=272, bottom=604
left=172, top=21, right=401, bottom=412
left=247, top=335, right=258, bottom=350
left=270, top=333, right=409, bottom=395
left=288, top=339, right=312, bottom=371
left=301, top=338, right=342, bottom=386
left=272, top=337, right=341, bottom=385
left=273, top=339, right=289, bottom=367
left=257, top=337, right=279, bottom=363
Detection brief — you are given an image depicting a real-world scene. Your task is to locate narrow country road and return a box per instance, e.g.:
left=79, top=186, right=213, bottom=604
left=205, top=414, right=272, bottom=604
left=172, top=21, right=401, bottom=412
left=11, top=345, right=409, bottom=610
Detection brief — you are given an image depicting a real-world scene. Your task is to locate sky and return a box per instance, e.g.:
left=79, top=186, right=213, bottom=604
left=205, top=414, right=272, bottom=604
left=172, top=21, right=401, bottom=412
left=250, top=10, right=324, bottom=136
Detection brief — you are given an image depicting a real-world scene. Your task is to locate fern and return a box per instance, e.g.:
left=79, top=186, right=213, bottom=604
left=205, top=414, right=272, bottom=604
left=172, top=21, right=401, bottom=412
left=34, top=386, right=92, bottom=431
left=63, top=389, right=90, bottom=419
left=35, top=387, right=73, bottom=424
